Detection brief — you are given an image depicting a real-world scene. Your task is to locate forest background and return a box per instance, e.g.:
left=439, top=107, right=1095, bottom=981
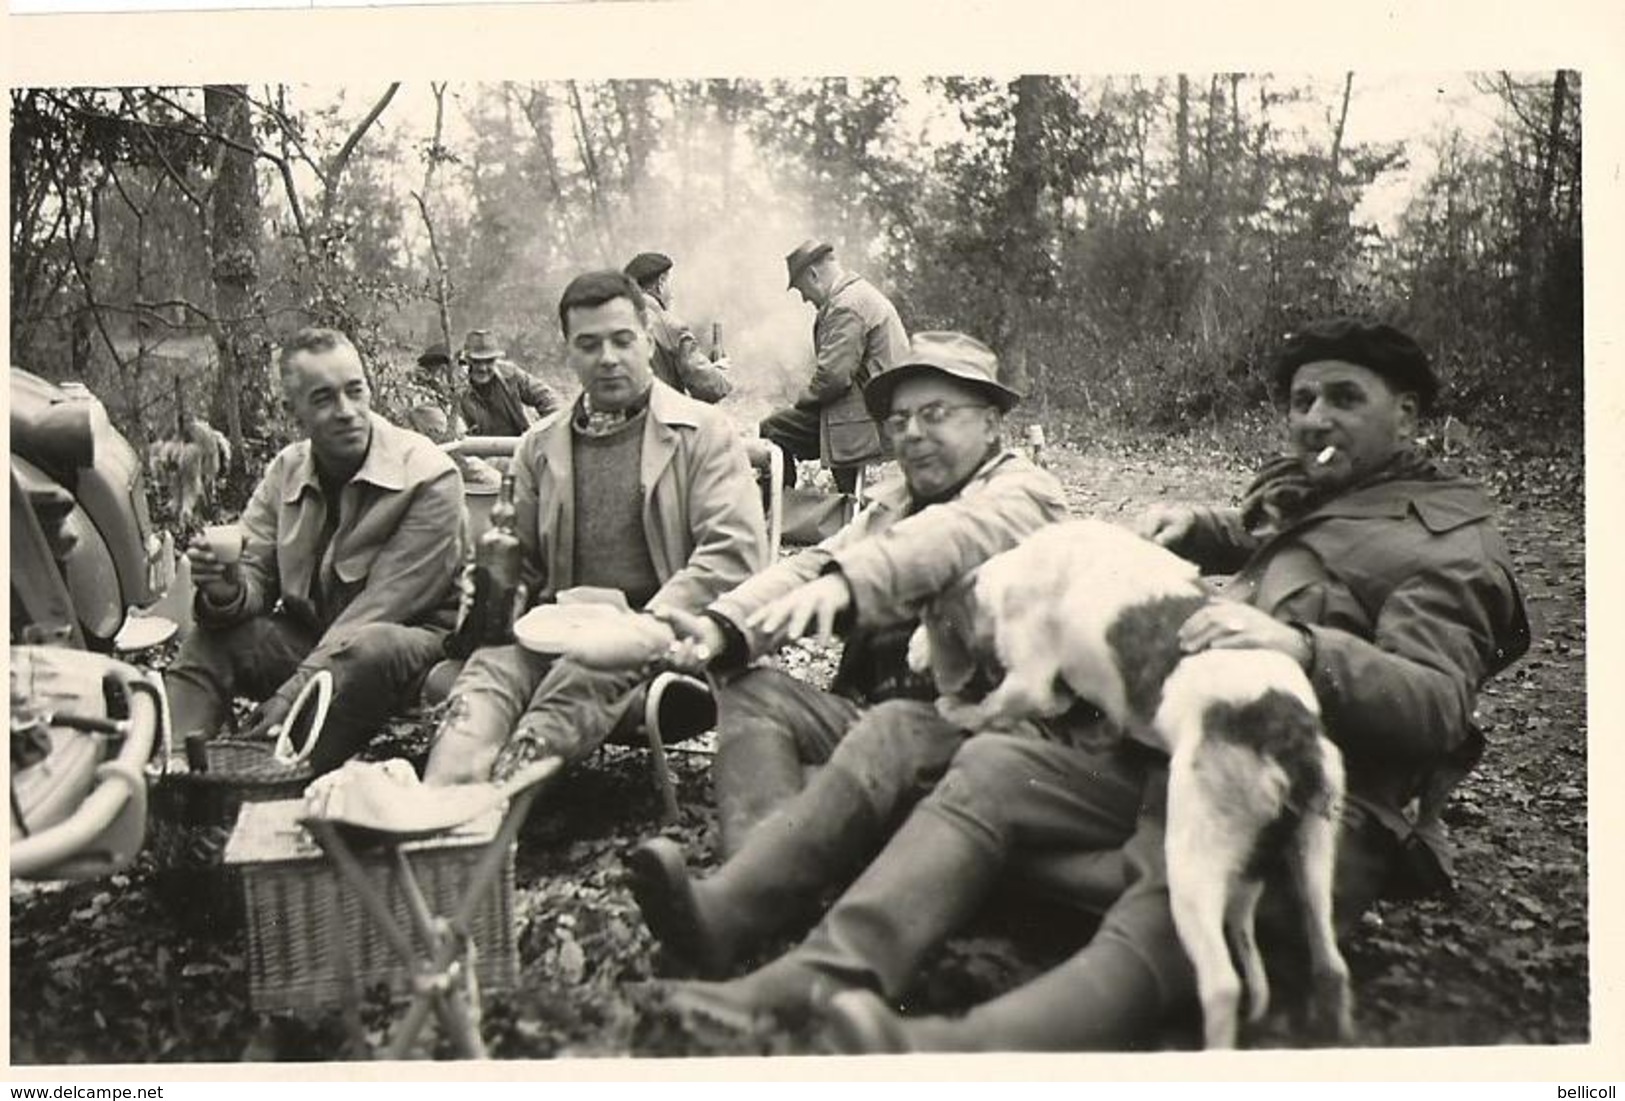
left=8, top=71, right=1582, bottom=487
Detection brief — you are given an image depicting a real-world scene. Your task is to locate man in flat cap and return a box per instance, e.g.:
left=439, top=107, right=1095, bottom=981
left=760, top=240, right=908, bottom=493
left=663, top=319, right=1532, bottom=1052
left=624, top=251, right=733, bottom=404
left=458, top=328, right=562, bottom=437
left=625, top=331, right=1067, bottom=980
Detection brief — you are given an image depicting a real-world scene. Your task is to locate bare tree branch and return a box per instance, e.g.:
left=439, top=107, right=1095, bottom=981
left=319, top=82, right=402, bottom=225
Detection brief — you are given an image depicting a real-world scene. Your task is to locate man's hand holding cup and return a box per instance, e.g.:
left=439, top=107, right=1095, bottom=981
left=188, top=522, right=245, bottom=603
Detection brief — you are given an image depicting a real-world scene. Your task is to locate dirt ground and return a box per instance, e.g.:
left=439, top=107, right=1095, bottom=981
left=8, top=439, right=1588, bottom=1062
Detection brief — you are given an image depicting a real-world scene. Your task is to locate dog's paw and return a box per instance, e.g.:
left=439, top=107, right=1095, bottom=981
left=935, top=694, right=990, bottom=731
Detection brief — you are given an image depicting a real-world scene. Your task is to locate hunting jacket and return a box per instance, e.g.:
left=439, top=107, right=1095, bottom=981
left=1170, top=474, right=1530, bottom=890
left=459, top=361, right=561, bottom=437
left=799, top=272, right=909, bottom=467
left=645, top=298, right=732, bottom=404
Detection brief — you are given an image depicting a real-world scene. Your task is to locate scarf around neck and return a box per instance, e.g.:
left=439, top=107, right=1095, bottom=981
left=1239, top=448, right=1447, bottom=537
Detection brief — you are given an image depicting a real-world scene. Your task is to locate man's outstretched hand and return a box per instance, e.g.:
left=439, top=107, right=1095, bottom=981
left=746, top=574, right=853, bottom=646
left=651, top=607, right=728, bottom=673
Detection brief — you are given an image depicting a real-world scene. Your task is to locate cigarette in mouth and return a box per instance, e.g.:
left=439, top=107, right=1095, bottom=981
left=1315, top=446, right=1338, bottom=466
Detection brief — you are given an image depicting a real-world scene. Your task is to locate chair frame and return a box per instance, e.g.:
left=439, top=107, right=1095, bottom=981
left=303, top=760, right=561, bottom=1060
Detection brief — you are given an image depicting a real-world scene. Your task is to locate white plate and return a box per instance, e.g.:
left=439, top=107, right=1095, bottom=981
left=113, top=614, right=177, bottom=653
left=513, top=603, right=626, bottom=655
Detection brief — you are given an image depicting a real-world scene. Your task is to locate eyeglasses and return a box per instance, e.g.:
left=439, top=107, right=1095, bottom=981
left=881, top=401, right=990, bottom=439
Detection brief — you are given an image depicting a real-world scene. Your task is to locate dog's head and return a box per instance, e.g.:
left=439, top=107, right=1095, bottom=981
left=912, top=571, right=1000, bottom=698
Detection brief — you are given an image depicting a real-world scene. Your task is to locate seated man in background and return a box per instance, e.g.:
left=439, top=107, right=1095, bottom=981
left=666, top=318, right=1530, bottom=1052
left=402, top=341, right=501, bottom=489
left=626, top=332, right=1067, bottom=978
left=423, top=271, right=766, bottom=786
left=402, top=341, right=463, bottom=441
left=167, top=327, right=466, bottom=775
left=624, top=251, right=732, bottom=404
left=458, top=328, right=562, bottom=438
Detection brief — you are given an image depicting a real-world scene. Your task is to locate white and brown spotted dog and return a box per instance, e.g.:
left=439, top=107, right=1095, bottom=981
left=911, top=518, right=1353, bottom=1049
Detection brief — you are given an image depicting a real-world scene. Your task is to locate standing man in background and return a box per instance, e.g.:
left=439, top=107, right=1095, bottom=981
left=760, top=240, right=908, bottom=493
left=624, top=251, right=733, bottom=404
left=458, top=328, right=562, bottom=437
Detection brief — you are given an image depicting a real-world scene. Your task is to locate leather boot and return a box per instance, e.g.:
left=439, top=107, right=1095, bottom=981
left=712, top=725, right=806, bottom=858
left=422, top=690, right=517, bottom=785
left=664, top=801, right=1003, bottom=1024
left=628, top=764, right=883, bottom=979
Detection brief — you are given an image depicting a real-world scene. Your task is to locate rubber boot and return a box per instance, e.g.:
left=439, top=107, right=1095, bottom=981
left=823, top=933, right=1171, bottom=1052
left=664, top=801, right=1004, bottom=1026
left=712, top=725, right=807, bottom=858
left=628, top=764, right=882, bottom=979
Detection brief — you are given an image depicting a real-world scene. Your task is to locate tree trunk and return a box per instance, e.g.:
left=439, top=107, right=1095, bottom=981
left=1001, top=75, right=1052, bottom=395
left=1529, top=70, right=1568, bottom=331
left=567, top=81, right=613, bottom=256
left=1319, top=72, right=1355, bottom=300
left=203, top=85, right=273, bottom=483
left=1326, top=72, right=1354, bottom=203
left=1175, top=75, right=1190, bottom=188
left=417, top=82, right=455, bottom=390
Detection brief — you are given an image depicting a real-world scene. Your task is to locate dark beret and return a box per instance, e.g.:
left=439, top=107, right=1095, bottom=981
left=624, top=252, right=674, bottom=286
left=1272, top=318, right=1439, bottom=413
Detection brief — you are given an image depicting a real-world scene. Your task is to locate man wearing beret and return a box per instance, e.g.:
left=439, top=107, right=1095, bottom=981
left=665, top=318, right=1531, bottom=1051
left=760, top=240, right=909, bottom=493
left=626, top=331, right=1068, bottom=980
left=624, top=251, right=733, bottom=404
left=458, top=328, right=562, bottom=437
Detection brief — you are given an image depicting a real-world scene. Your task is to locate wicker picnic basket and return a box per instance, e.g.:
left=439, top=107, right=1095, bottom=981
left=159, top=739, right=315, bottom=826
left=222, top=798, right=518, bottom=1012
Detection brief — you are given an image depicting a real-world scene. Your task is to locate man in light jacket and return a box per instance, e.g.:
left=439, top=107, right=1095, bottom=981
left=423, top=271, right=766, bottom=786
left=627, top=332, right=1068, bottom=979
left=168, top=327, right=466, bottom=774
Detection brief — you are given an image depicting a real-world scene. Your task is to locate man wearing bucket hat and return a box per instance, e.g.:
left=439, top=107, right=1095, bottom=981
left=660, top=318, right=1530, bottom=1050
left=758, top=240, right=908, bottom=492
left=457, top=328, right=561, bottom=438
left=625, top=331, right=1066, bottom=978
left=624, top=251, right=733, bottom=404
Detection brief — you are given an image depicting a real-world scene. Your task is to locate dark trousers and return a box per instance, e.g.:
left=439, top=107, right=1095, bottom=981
left=899, top=735, right=1398, bottom=1050
left=759, top=405, right=861, bottom=493
left=166, top=616, right=446, bottom=774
